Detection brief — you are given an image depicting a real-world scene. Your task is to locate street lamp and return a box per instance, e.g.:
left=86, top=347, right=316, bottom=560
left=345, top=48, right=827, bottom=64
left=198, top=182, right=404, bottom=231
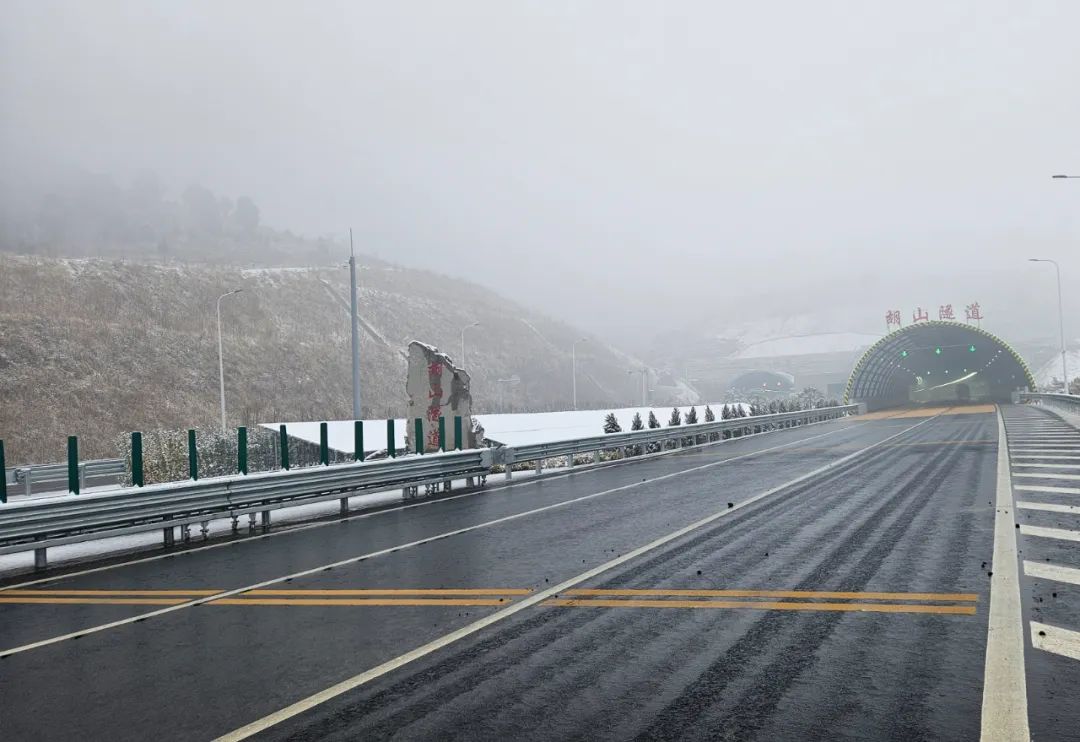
left=572, top=338, right=588, bottom=410
left=216, top=289, right=243, bottom=431
left=460, top=322, right=480, bottom=368
left=1029, top=258, right=1068, bottom=392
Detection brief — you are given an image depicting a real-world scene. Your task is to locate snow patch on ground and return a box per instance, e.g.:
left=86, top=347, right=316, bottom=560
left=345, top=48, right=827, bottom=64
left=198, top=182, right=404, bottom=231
left=265, top=404, right=748, bottom=451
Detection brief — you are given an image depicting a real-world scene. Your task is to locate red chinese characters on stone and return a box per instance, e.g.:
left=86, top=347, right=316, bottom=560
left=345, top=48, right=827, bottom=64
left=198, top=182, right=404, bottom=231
left=426, top=429, right=441, bottom=448
left=427, top=362, right=444, bottom=377
left=912, top=307, right=929, bottom=323
left=938, top=304, right=955, bottom=320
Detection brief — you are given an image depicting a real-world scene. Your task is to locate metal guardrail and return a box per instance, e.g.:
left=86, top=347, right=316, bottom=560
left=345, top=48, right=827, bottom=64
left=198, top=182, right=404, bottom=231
left=1018, top=392, right=1080, bottom=419
left=498, top=406, right=857, bottom=477
left=0, top=449, right=492, bottom=569
left=0, top=406, right=854, bottom=569
left=9, top=458, right=126, bottom=497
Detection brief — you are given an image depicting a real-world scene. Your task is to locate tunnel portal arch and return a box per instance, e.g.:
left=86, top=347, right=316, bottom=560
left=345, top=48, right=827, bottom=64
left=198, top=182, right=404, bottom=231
left=844, top=321, right=1035, bottom=411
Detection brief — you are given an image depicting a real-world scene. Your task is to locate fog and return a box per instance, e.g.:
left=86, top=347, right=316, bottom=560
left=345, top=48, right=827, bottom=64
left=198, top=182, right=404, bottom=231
left=3, top=1, right=1078, bottom=346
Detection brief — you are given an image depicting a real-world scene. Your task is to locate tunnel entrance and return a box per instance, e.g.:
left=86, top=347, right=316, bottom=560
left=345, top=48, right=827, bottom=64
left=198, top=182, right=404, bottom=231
left=844, top=321, right=1035, bottom=411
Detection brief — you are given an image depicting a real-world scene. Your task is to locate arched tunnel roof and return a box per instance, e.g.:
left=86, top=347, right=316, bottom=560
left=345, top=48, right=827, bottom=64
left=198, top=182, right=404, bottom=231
left=844, top=321, right=1035, bottom=408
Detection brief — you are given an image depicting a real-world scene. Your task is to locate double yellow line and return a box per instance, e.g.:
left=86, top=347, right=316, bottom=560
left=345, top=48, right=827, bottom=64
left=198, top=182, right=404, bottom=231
left=0, top=588, right=532, bottom=607
left=0, top=587, right=979, bottom=615
left=545, top=589, right=979, bottom=616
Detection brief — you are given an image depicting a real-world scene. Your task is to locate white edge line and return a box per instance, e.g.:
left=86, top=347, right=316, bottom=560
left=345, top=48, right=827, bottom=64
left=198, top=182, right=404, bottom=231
left=0, top=415, right=881, bottom=657
left=214, top=414, right=939, bottom=741
left=980, top=406, right=1030, bottom=742
left=1030, top=621, right=1080, bottom=661
left=0, top=416, right=858, bottom=591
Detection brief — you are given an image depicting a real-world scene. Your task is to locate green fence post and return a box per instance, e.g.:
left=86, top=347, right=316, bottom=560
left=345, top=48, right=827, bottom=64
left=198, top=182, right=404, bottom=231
left=320, top=422, right=329, bottom=466
left=414, top=419, right=424, bottom=454
left=438, top=416, right=446, bottom=451
left=279, top=424, right=290, bottom=470
left=454, top=416, right=463, bottom=450
left=387, top=419, right=396, bottom=458
left=354, top=420, right=365, bottom=461
left=67, top=435, right=80, bottom=494
left=131, top=432, right=144, bottom=487
left=0, top=440, right=7, bottom=504
left=187, top=429, right=198, bottom=481
left=237, top=426, right=248, bottom=475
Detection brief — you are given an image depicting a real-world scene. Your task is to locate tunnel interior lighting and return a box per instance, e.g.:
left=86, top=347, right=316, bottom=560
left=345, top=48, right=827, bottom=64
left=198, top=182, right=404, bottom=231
left=969, top=344, right=976, bottom=352
left=934, top=347, right=942, bottom=355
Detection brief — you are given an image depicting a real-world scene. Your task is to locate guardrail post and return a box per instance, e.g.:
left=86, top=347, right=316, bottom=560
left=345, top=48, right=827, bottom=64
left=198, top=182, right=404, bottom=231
left=237, top=426, right=248, bottom=475
left=187, top=429, right=199, bottom=481
left=67, top=435, right=79, bottom=494
left=354, top=420, right=365, bottom=461
left=0, top=439, right=6, bottom=504
left=279, top=424, right=290, bottom=470
left=34, top=541, right=47, bottom=570
left=414, top=419, right=424, bottom=454
left=320, top=422, right=329, bottom=465
left=387, top=419, right=396, bottom=458
left=454, top=416, right=463, bottom=451
left=438, top=416, right=446, bottom=452
left=131, top=432, right=144, bottom=487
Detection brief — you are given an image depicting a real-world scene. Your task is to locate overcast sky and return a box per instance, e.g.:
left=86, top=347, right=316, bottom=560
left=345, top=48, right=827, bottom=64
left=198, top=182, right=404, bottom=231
left=2, top=1, right=1078, bottom=346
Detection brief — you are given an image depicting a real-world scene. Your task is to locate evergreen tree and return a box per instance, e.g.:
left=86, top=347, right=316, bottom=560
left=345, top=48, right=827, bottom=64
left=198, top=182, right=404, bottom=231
left=767, top=400, right=780, bottom=414
left=777, top=400, right=788, bottom=413
left=603, top=412, right=622, bottom=434
left=704, top=405, right=715, bottom=422
left=686, top=406, right=698, bottom=424
left=631, top=412, right=644, bottom=431
left=721, top=404, right=733, bottom=420
left=736, top=405, right=747, bottom=418
left=668, top=407, right=682, bottom=426
left=647, top=411, right=661, bottom=429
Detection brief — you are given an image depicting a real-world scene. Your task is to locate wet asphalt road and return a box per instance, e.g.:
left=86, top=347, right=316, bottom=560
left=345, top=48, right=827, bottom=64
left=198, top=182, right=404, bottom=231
left=0, top=409, right=1066, bottom=741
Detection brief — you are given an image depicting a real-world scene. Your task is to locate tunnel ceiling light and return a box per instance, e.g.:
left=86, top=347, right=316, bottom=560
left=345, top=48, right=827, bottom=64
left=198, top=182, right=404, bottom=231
left=969, top=345, right=976, bottom=352
left=935, top=347, right=942, bottom=355
left=901, top=350, right=908, bottom=357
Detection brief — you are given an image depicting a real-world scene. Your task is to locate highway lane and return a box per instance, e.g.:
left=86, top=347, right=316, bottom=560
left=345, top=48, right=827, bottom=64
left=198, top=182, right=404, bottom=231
left=0, top=410, right=1004, bottom=740
left=254, top=411, right=997, bottom=741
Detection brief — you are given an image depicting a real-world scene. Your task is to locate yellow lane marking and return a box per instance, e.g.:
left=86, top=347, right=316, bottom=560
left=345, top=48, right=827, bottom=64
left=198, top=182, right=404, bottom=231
left=858, top=405, right=994, bottom=420
left=214, top=598, right=507, bottom=607
left=546, top=598, right=977, bottom=615
left=565, top=589, right=979, bottom=601
left=0, top=598, right=188, bottom=605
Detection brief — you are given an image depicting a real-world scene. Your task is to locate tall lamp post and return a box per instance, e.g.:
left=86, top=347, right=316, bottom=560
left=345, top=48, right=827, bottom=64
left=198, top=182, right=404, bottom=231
left=572, top=338, right=588, bottom=409
left=1047, top=174, right=1077, bottom=392
left=460, top=322, right=480, bottom=368
left=216, top=289, right=243, bottom=431
left=1029, top=258, right=1069, bottom=392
